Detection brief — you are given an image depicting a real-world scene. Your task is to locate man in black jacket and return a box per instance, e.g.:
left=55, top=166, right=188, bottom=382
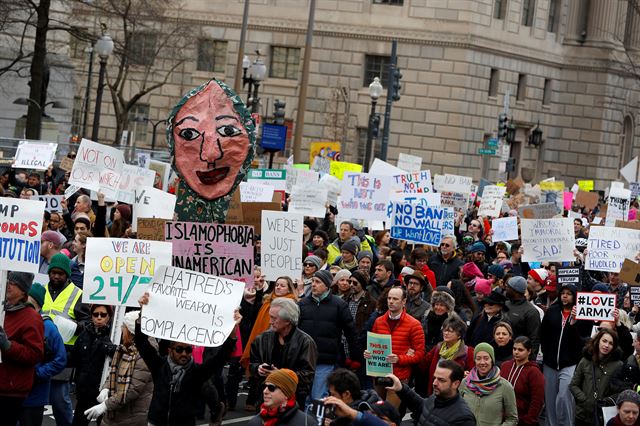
left=136, top=293, right=241, bottom=426
left=387, top=360, right=475, bottom=425
left=299, top=270, right=356, bottom=401
left=250, top=298, right=317, bottom=407
left=427, top=235, right=464, bottom=288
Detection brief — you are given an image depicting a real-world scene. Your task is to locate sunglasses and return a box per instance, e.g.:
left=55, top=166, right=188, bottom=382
left=469, top=223, right=480, bottom=228
left=265, top=383, right=278, bottom=392
left=303, top=263, right=315, bottom=267
left=440, top=243, right=451, bottom=248
left=173, top=345, right=193, bottom=354
left=92, top=312, right=109, bottom=318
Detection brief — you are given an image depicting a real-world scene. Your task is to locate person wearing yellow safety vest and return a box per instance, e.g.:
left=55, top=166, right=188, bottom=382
left=42, top=252, right=90, bottom=426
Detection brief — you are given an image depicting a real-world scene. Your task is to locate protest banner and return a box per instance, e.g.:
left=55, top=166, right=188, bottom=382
left=631, top=287, right=640, bottom=305
left=433, top=174, right=473, bottom=194
left=59, top=156, right=75, bottom=172
left=285, top=166, right=318, bottom=194
left=477, top=185, right=506, bottom=218
left=397, top=152, right=422, bottom=173
left=239, top=181, right=275, bottom=202
left=440, top=191, right=469, bottom=211
left=575, top=292, right=616, bottom=321
left=247, top=169, right=287, bottom=192
left=392, top=170, right=433, bottom=193
left=492, top=217, right=519, bottom=242
left=390, top=203, right=449, bottom=246
left=310, top=141, right=340, bottom=175
left=115, top=165, right=156, bottom=204
left=148, top=160, right=171, bottom=191
left=165, top=221, right=254, bottom=287
left=319, top=174, right=341, bottom=207
left=557, top=266, right=581, bottom=287
left=12, top=141, right=57, bottom=170
left=0, top=198, right=45, bottom=273
left=289, top=184, right=327, bottom=218
left=339, top=173, right=392, bottom=221
left=366, top=332, right=393, bottom=377
left=518, top=202, right=558, bottom=219
left=83, top=237, right=173, bottom=306
left=261, top=211, right=303, bottom=281
left=578, top=180, right=594, bottom=192
left=585, top=226, right=640, bottom=273
left=136, top=218, right=167, bottom=241
left=575, top=190, right=599, bottom=210
left=620, top=259, right=640, bottom=286
left=68, top=139, right=124, bottom=199
left=606, top=184, right=631, bottom=226
left=329, top=161, right=362, bottom=180
left=31, top=195, right=63, bottom=213
left=369, top=158, right=406, bottom=176
left=132, top=186, right=176, bottom=232
left=521, top=218, right=575, bottom=263
left=141, top=265, right=244, bottom=347
left=387, top=192, right=441, bottom=222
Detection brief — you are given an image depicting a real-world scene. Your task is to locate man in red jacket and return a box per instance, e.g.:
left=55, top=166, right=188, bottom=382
left=0, top=272, right=45, bottom=424
left=365, top=286, right=425, bottom=409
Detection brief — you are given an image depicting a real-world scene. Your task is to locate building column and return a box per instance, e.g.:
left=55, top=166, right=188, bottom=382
left=625, top=1, right=640, bottom=51
left=565, top=0, right=586, bottom=43
left=587, top=0, right=623, bottom=47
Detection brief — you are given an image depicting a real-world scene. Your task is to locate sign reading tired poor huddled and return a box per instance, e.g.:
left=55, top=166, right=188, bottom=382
left=141, top=265, right=244, bottom=347
left=585, top=226, right=640, bottom=273
left=575, top=292, right=616, bottom=322
left=0, top=198, right=45, bottom=273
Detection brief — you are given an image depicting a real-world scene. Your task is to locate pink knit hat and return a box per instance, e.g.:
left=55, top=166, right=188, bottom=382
left=475, top=278, right=492, bottom=296
left=461, top=262, right=484, bottom=279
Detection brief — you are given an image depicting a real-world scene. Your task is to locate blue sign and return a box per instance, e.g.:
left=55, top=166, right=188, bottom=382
left=261, top=124, right=287, bottom=151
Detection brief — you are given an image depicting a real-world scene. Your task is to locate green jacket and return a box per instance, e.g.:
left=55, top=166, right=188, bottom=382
left=327, top=238, right=372, bottom=265
left=459, top=377, right=518, bottom=426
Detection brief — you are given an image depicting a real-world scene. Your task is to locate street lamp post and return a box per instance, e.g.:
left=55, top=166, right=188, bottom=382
left=91, top=34, right=114, bottom=142
left=147, top=118, right=168, bottom=150
left=364, top=77, right=383, bottom=172
left=242, top=52, right=267, bottom=114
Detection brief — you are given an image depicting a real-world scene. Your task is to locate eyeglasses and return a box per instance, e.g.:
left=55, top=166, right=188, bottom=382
left=173, top=345, right=193, bottom=354
left=407, top=281, right=421, bottom=287
left=440, top=243, right=451, bottom=248
left=303, top=263, right=315, bottom=267
left=265, top=383, right=278, bottom=392
left=92, top=312, right=108, bottom=318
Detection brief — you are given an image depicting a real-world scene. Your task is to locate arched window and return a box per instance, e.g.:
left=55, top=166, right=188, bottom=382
left=621, top=115, right=635, bottom=168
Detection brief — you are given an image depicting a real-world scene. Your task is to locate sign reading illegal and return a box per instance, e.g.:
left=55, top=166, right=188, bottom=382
left=575, top=292, right=617, bottom=322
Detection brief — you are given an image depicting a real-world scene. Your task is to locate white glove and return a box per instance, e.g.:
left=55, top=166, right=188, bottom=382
left=84, top=402, right=107, bottom=420
left=96, top=389, right=109, bottom=403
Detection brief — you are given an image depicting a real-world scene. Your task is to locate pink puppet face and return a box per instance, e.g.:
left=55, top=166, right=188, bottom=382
left=172, top=83, right=250, bottom=200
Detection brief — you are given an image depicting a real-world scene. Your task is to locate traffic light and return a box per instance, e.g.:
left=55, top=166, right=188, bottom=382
left=506, top=157, right=516, bottom=173
left=498, top=113, right=508, bottom=139
left=391, top=68, right=402, bottom=102
left=371, top=114, right=381, bottom=138
left=273, top=99, right=286, bottom=126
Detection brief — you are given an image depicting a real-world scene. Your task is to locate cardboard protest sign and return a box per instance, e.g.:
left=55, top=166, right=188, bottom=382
left=240, top=201, right=281, bottom=233
left=116, top=165, right=156, bottom=204
left=392, top=170, right=433, bottom=193
left=141, top=265, right=244, bottom=347
left=319, top=174, right=341, bottom=207
left=606, top=184, right=631, bottom=226
left=434, top=174, right=473, bottom=194
left=575, top=191, right=600, bottom=210
left=329, top=161, right=362, bottom=180
left=247, top=169, right=287, bottom=192
left=339, top=173, right=392, bottom=221
left=288, top=185, right=327, bottom=218
left=136, top=218, right=167, bottom=241
left=59, top=156, right=75, bottom=172
left=575, top=292, right=617, bottom=321
left=585, top=226, right=640, bottom=272
left=440, top=191, right=469, bottom=211
left=615, top=220, right=640, bottom=230
left=132, top=186, right=176, bottom=232
left=518, top=202, right=558, bottom=219
left=261, top=211, right=303, bottom=281
left=390, top=203, right=450, bottom=246
left=578, top=180, right=594, bottom=192
left=521, top=218, right=575, bottom=262
left=620, top=259, right=640, bottom=286
left=239, top=182, right=275, bottom=202
left=68, top=139, right=124, bottom=199
left=556, top=266, right=580, bottom=287
left=366, top=332, right=393, bottom=377
left=148, top=160, right=171, bottom=191
left=31, top=195, right=63, bottom=213
left=492, top=217, right=519, bottom=242
left=285, top=166, right=318, bottom=193
left=477, top=186, right=506, bottom=218
left=13, top=141, right=57, bottom=170
left=397, top=153, right=422, bottom=173
left=165, top=221, right=254, bottom=287
left=506, top=178, right=524, bottom=195
left=225, top=189, right=244, bottom=224
left=83, top=238, right=173, bottom=306
left=0, top=198, right=45, bottom=273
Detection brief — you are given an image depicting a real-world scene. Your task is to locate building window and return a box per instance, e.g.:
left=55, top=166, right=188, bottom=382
left=357, top=127, right=382, bottom=164
left=364, top=55, right=391, bottom=87
left=373, top=0, right=404, bottom=4
left=71, top=96, right=83, bottom=136
left=621, top=115, right=635, bottom=168
left=128, top=104, right=150, bottom=145
left=522, top=0, right=536, bottom=27
left=517, top=74, right=527, bottom=101
left=69, top=29, right=88, bottom=60
left=196, top=40, right=227, bottom=73
left=488, top=68, right=499, bottom=97
left=494, top=0, right=507, bottom=19
left=543, top=79, right=552, bottom=105
left=547, top=0, right=560, bottom=32
left=270, top=46, right=300, bottom=80
left=128, top=33, right=157, bottom=66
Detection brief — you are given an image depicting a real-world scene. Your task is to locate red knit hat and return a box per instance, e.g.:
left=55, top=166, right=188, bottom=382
left=545, top=274, right=557, bottom=292
left=528, top=268, right=549, bottom=286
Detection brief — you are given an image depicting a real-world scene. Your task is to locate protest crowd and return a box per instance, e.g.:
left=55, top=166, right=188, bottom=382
left=5, top=80, right=640, bottom=426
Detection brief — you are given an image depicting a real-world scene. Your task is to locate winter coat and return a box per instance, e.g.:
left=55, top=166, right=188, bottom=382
left=329, top=389, right=381, bottom=426
left=246, top=403, right=317, bottom=425
left=366, top=275, right=398, bottom=302
left=570, top=349, right=624, bottom=423
left=540, top=302, right=593, bottom=370
left=327, top=238, right=372, bottom=265
left=298, top=293, right=356, bottom=365
left=371, top=310, right=425, bottom=380
left=466, top=312, right=508, bottom=348
left=102, top=344, right=154, bottom=426
left=0, top=303, right=45, bottom=398
left=349, top=292, right=376, bottom=333
left=421, top=310, right=453, bottom=352
left=422, top=341, right=475, bottom=395
left=398, top=384, right=476, bottom=426
left=503, top=300, right=541, bottom=358
left=427, top=252, right=464, bottom=288
left=70, top=323, right=117, bottom=403
left=607, top=414, right=640, bottom=426
left=492, top=340, right=514, bottom=368
left=610, top=353, right=640, bottom=395
left=406, top=294, right=430, bottom=320
left=459, top=376, right=518, bottom=426
left=500, top=360, right=545, bottom=426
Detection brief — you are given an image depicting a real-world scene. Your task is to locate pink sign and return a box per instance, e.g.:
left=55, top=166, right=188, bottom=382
left=563, top=191, right=573, bottom=210
left=164, top=221, right=255, bottom=287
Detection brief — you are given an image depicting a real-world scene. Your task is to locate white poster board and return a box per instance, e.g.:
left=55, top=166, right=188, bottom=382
left=575, top=292, right=617, bottom=321
left=392, top=170, right=433, bottom=194
left=132, top=186, right=176, bottom=232
left=319, top=174, right=341, bottom=207
left=585, top=226, right=640, bottom=272
left=0, top=198, right=45, bottom=273
left=239, top=182, right=275, bottom=202
left=492, top=216, right=519, bottom=242
left=520, top=218, right=575, bottom=262
left=606, top=184, right=631, bottom=226
left=288, top=185, right=327, bottom=218
left=397, top=153, right=422, bottom=173
left=339, top=173, right=392, bottom=221
left=285, top=167, right=318, bottom=194
left=68, top=139, right=125, bottom=199
left=31, top=195, right=63, bottom=213
left=12, top=141, right=57, bottom=170
left=477, top=186, right=506, bottom=218
left=261, top=211, right=304, bottom=281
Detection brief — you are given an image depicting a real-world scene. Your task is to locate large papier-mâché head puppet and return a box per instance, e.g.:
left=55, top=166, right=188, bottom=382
left=168, top=79, right=255, bottom=222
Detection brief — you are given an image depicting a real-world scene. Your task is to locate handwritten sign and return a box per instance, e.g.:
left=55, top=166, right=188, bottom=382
left=366, top=332, right=393, bottom=377
left=319, top=174, right=341, bottom=207
left=606, top=185, right=631, bottom=226
left=0, top=198, right=45, bottom=273
left=397, top=153, right=422, bottom=173
left=83, top=237, right=172, bottom=306
left=518, top=202, right=559, bottom=219
left=521, top=218, right=575, bottom=262
left=578, top=180, right=594, bottom=192
left=68, top=139, right=124, bottom=199
left=13, top=141, right=57, bottom=170
left=434, top=174, right=473, bottom=194
left=261, top=211, right=303, bottom=281
left=585, top=226, right=640, bottom=272
left=239, top=182, right=275, bottom=202
left=392, top=170, right=432, bottom=193
left=59, top=156, right=75, bottom=172
left=391, top=203, right=448, bottom=246
left=575, top=191, right=600, bottom=210
left=329, top=161, right=362, bottom=180
left=116, top=165, right=156, bottom=204
left=31, top=195, right=63, bottom=213
left=339, top=173, right=391, bottom=221
left=477, top=186, right=506, bottom=218
left=136, top=218, right=167, bottom=241
left=310, top=141, right=340, bottom=175
left=575, top=292, right=616, bottom=321
left=492, top=216, right=519, bottom=242
left=285, top=167, right=318, bottom=194
left=289, top=185, right=327, bottom=218
left=131, top=186, right=176, bottom=232
left=247, top=169, right=287, bottom=192
left=557, top=267, right=581, bottom=287
left=141, top=265, right=244, bottom=347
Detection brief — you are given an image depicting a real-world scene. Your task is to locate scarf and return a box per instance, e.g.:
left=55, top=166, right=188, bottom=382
left=5, top=301, right=28, bottom=312
left=167, top=355, right=193, bottom=393
left=439, top=340, right=462, bottom=361
left=464, top=365, right=501, bottom=396
left=258, top=397, right=297, bottom=426
left=108, top=344, right=139, bottom=404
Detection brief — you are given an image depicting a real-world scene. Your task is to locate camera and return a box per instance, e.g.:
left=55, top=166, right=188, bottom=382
left=311, top=399, right=335, bottom=424
left=375, top=377, right=393, bottom=387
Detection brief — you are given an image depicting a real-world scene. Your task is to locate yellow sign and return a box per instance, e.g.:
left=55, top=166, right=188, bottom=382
left=330, top=161, right=362, bottom=180
left=539, top=181, right=565, bottom=191
left=310, top=142, right=341, bottom=165
left=578, top=180, right=594, bottom=192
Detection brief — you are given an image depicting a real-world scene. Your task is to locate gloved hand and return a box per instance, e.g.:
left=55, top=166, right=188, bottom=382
left=84, top=402, right=107, bottom=420
left=0, top=326, right=10, bottom=351
left=96, top=389, right=109, bottom=403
